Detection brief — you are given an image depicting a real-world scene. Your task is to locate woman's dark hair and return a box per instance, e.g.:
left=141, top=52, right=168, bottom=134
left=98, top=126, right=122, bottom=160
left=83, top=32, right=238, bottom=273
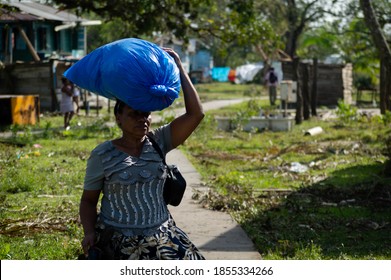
left=114, top=99, right=126, bottom=116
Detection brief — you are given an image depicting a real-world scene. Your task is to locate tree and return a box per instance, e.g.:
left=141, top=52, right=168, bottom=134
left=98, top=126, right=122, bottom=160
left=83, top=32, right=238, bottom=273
left=277, top=0, right=339, bottom=123
left=53, top=0, right=281, bottom=68
left=297, top=25, right=339, bottom=60
left=360, top=0, right=391, bottom=113
left=53, top=0, right=206, bottom=41
left=189, top=0, right=281, bottom=67
left=281, top=0, right=340, bottom=58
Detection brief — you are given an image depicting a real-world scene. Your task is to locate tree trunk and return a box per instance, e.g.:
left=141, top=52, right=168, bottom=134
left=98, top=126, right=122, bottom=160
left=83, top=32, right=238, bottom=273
left=380, top=59, right=391, bottom=112
left=311, top=58, right=318, bottom=116
left=302, top=63, right=310, bottom=120
left=360, top=0, right=391, bottom=114
left=387, top=66, right=391, bottom=111
left=285, top=30, right=298, bottom=60
left=284, top=0, right=298, bottom=59
left=293, top=57, right=302, bottom=124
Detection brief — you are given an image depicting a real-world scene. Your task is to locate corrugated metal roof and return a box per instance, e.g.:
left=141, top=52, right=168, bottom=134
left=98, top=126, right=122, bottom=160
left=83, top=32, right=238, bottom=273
left=0, top=7, right=39, bottom=21
left=0, top=0, right=84, bottom=22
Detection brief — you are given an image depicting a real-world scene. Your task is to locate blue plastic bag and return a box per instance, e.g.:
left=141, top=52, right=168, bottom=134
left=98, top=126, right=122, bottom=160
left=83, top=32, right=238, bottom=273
left=64, top=38, right=180, bottom=112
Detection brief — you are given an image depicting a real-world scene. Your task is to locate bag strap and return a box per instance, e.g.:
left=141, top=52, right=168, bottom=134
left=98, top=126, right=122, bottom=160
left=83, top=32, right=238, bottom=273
left=147, top=135, right=167, bottom=165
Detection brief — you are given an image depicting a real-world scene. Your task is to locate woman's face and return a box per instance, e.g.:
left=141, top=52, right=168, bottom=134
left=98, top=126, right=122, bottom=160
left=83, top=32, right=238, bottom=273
left=116, top=105, right=151, bottom=138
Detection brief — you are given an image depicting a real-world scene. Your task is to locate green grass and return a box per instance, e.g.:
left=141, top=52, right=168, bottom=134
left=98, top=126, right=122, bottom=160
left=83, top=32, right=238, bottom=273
left=181, top=95, right=391, bottom=260
left=0, top=82, right=390, bottom=259
left=0, top=113, right=120, bottom=260
left=195, top=82, right=265, bottom=102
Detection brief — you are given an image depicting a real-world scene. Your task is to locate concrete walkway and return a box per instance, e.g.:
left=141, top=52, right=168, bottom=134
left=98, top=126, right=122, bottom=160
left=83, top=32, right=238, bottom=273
left=166, top=148, right=262, bottom=260
left=164, top=98, right=262, bottom=260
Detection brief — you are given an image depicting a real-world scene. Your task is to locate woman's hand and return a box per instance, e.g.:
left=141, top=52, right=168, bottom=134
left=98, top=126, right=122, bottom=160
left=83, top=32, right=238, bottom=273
left=162, top=47, right=181, bottom=65
left=81, top=232, right=96, bottom=256
left=79, top=189, right=101, bottom=256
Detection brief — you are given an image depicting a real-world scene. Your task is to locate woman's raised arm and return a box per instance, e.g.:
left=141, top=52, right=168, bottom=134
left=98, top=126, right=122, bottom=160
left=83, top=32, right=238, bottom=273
left=163, top=48, right=204, bottom=148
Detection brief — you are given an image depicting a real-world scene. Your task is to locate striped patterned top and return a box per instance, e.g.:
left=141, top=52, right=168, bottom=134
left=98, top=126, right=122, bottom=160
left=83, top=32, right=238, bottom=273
left=83, top=125, right=173, bottom=236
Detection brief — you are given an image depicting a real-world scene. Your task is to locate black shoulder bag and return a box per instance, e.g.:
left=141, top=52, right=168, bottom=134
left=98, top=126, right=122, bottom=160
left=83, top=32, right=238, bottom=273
left=148, top=136, right=186, bottom=206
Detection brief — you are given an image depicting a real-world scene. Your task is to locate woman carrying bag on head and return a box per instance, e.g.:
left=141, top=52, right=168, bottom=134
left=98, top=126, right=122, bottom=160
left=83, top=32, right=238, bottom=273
left=79, top=47, right=205, bottom=260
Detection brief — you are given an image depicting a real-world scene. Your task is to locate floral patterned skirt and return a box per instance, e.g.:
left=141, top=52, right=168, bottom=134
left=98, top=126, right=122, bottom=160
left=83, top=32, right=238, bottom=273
left=91, top=218, right=205, bottom=260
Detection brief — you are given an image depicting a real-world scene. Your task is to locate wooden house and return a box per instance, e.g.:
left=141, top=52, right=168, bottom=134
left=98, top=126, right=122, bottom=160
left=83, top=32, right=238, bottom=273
left=0, top=0, right=100, bottom=62
left=282, top=61, right=353, bottom=107
left=0, top=1, right=100, bottom=113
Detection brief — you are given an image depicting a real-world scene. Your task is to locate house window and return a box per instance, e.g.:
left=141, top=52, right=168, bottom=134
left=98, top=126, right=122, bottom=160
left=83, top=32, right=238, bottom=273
left=14, top=28, right=27, bottom=50
left=37, top=26, right=49, bottom=51
left=0, top=26, right=10, bottom=52
left=77, top=28, right=84, bottom=50
left=59, top=29, right=71, bottom=53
